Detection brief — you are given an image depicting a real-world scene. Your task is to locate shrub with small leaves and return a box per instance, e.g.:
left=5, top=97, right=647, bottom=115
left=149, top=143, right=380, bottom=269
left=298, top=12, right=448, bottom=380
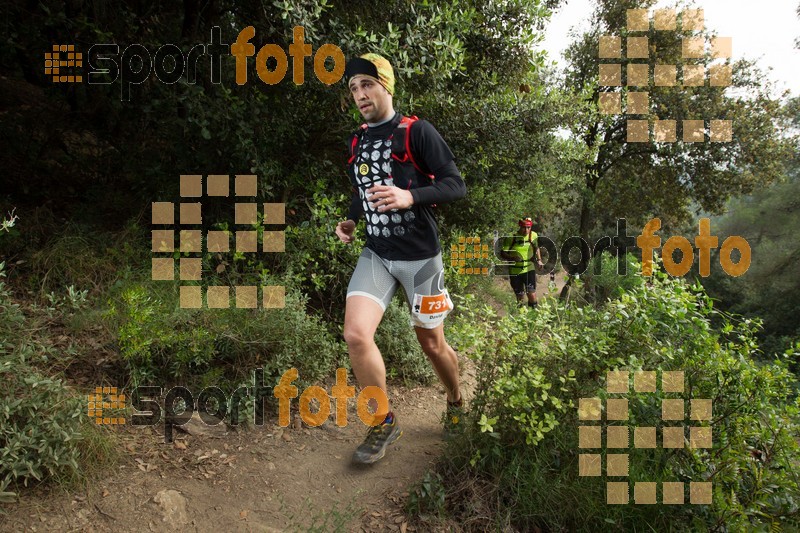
left=0, top=355, right=87, bottom=492
left=439, top=264, right=800, bottom=531
left=0, top=261, right=102, bottom=494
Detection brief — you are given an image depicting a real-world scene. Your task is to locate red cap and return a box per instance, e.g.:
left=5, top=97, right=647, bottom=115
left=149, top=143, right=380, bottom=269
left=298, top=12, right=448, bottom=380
left=519, top=217, right=533, bottom=228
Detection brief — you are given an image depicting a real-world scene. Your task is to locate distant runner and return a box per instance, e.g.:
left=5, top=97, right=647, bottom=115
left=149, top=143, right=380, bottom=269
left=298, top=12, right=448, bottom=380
left=500, top=217, right=544, bottom=308
left=335, top=53, right=467, bottom=464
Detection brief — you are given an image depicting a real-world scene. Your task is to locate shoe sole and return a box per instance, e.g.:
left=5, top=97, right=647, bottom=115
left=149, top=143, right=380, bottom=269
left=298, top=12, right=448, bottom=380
left=352, top=428, right=403, bottom=465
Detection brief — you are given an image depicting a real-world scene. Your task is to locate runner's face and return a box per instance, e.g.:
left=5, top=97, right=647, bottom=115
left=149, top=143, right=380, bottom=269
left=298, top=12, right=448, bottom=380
left=349, top=75, right=392, bottom=122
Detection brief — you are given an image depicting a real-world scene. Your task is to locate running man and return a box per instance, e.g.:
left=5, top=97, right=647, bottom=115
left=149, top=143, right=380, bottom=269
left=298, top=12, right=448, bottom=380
left=335, top=53, right=467, bottom=464
left=500, top=217, right=544, bottom=308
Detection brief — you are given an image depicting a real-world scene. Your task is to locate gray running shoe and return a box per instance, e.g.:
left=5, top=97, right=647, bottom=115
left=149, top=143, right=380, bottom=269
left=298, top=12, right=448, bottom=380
left=352, top=416, right=402, bottom=464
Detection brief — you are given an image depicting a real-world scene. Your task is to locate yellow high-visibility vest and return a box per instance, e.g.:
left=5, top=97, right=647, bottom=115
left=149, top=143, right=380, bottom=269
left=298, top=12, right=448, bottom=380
left=502, top=232, right=538, bottom=275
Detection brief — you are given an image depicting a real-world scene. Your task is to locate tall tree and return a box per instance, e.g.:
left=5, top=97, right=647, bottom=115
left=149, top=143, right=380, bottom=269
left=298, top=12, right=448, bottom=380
left=701, top=96, right=800, bottom=357
left=562, top=0, right=791, bottom=239
left=0, top=0, right=566, bottom=229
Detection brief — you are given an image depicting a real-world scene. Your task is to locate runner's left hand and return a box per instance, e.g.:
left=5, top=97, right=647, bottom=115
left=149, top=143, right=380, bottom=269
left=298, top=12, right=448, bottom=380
left=367, top=185, right=414, bottom=212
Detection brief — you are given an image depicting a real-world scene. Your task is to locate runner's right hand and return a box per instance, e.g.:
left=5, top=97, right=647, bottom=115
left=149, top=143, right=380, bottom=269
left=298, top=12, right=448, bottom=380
left=335, top=220, right=356, bottom=244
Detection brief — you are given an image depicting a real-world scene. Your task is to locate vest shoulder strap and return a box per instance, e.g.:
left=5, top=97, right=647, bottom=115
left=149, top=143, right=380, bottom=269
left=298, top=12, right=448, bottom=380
left=347, top=123, right=369, bottom=164
left=392, top=116, right=434, bottom=180
left=348, top=116, right=435, bottom=182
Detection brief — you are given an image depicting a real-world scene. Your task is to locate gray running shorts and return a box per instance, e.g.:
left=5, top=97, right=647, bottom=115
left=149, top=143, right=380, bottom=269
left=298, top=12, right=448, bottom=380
left=346, top=248, right=454, bottom=329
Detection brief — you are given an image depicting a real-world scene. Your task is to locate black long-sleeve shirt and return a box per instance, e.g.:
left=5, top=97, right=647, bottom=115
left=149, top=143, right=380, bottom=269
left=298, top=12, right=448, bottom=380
left=346, top=114, right=466, bottom=260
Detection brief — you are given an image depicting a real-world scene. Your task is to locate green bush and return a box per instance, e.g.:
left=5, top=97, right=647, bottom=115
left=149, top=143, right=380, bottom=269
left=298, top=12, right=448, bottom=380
left=446, top=292, right=497, bottom=357
left=109, top=283, right=215, bottom=384
left=439, top=229, right=496, bottom=302
left=0, top=261, right=115, bottom=495
left=280, top=192, right=364, bottom=322
left=435, top=269, right=800, bottom=531
left=375, top=298, right=435, bottom=385
left=0, top=354, right=87, bottom=493
left=583, top=251, right=645, bottom=303
left=5, top=214, right=148, bottom=296
left=105, top=280, right=345, bottom=389
left=0, top=261, right=24, bottom=350
left=407, top=471, right=447, bottom=519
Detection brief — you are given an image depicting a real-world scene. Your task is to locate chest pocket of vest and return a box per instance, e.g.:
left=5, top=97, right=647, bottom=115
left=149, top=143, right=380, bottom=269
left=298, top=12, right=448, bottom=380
left=390, top=139, right=417, bottom=190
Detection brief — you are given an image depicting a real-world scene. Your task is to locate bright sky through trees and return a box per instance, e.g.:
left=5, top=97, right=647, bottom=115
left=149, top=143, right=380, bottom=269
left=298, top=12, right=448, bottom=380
left=541, top=0, right=800, bottom=97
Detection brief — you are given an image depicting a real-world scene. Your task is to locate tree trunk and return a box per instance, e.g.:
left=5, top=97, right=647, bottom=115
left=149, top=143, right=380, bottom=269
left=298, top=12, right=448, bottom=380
left=579, top=166, right=600, bottom=241
left=578, top=192, right=592, bottom=242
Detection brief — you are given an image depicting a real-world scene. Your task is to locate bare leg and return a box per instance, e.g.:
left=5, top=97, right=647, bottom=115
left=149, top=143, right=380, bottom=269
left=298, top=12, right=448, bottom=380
left=346, top=296, right=403, bottom=464
left=414, top=324, right=461, bottom=403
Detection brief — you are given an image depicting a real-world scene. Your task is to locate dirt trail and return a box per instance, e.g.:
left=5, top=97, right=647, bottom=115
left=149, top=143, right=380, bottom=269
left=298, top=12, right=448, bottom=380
left=2, top=383, right=465, bottom=532
left=1, top=274, right=565, bottom=532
